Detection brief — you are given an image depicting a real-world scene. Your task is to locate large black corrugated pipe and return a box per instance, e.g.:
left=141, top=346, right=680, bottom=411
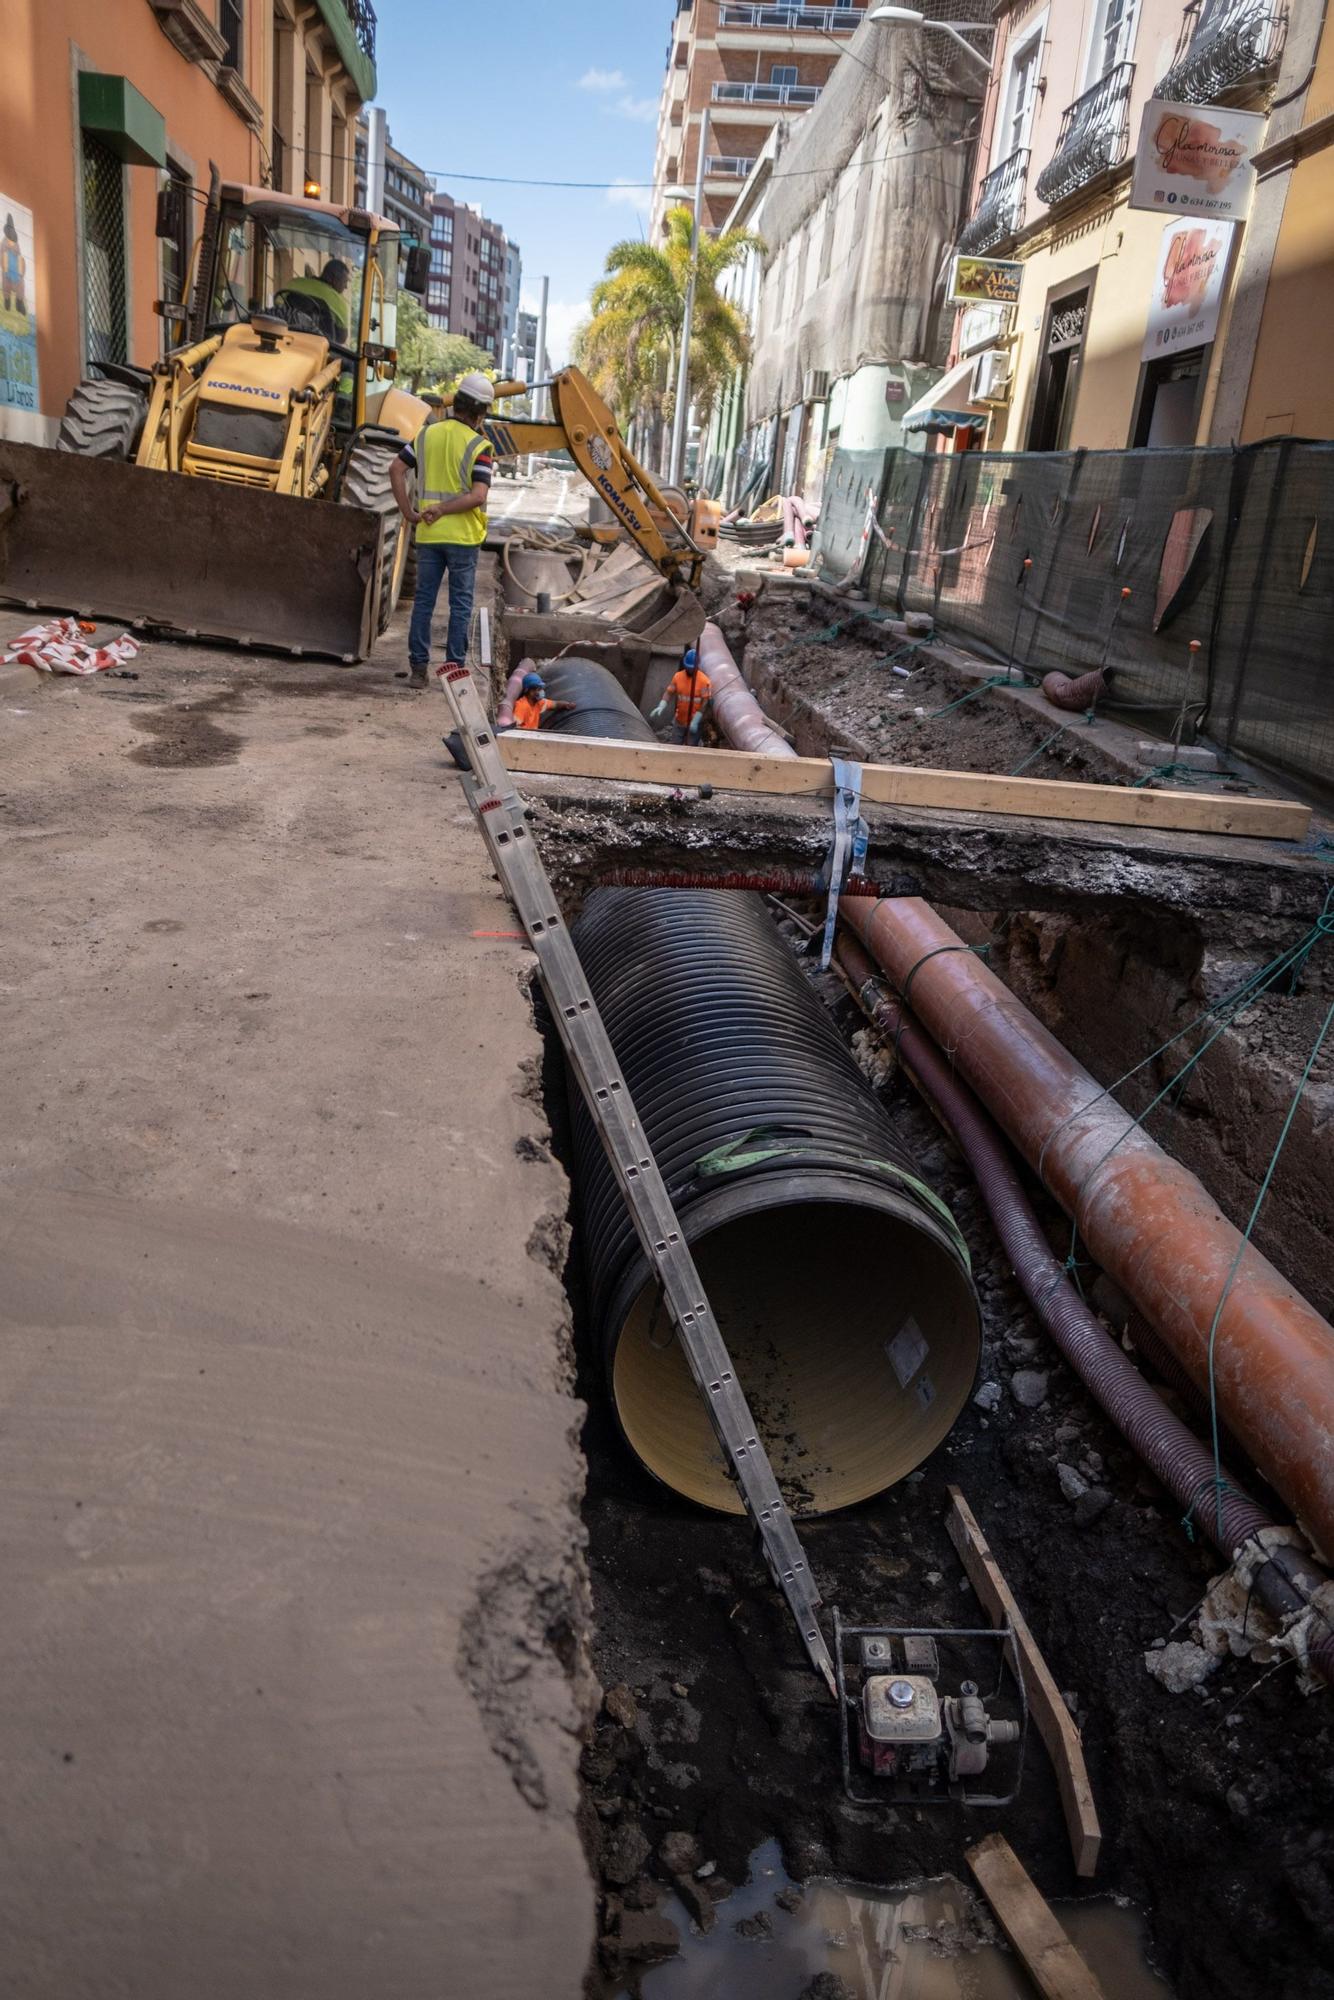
left=835, top=931, right=1334, bottom=1682
left=539, top=657, right=654, bottom=742
left=552, top=660, right=981, bottom=1516
left=572, top=890, right=982, bottom=1515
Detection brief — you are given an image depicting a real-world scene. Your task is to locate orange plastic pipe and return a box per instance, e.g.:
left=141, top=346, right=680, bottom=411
left=841, top=895, right=1334, bottom=1561
left=698, top=622, right=795, bottom=760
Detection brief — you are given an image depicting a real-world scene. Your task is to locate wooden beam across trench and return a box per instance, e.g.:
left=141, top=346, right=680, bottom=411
left=497, top=732, right=1311, bottom=842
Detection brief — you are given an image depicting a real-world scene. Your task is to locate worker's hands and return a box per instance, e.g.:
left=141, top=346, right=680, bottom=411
left=418, top=502, right=449, bottom=526
left=687, top=715, right=704, bottom=743
left=649, top=700, right=668, bottom=721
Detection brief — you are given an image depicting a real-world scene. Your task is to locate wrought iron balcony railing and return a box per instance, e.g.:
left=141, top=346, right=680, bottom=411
left=957, top=148, right=1029, bottom=254
left=712, top=80, right=822, bottom=104
left=718, top=5, right=865, bottom=30
left=337, top=0, right=376, bottom=62
left=1035, top=62, right=1135, bottom=207
left=1157, top=0, right=1285, bottom=102
left=705, top=155, right=759, bottom=178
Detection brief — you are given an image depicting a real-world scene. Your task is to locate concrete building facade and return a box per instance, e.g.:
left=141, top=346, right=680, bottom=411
left=353, top=114, right=431, bottom=249
left=946, top=0, right=1298, bottom=452
left=649, top=0, right=873, bottom=236
left=423, top=190, right=518, bottom=361
left=1, top=0, right=374, bottom=443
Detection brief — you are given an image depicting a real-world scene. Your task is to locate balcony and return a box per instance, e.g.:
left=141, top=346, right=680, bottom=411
left=712, top=80, right=822, bottom=105
left=705, top=155, right=758, bottom=178
left=1157, top=0, right=1285, bottom=102
left=1035, top=62, right=1135, bottom=207
left=957, top=148, right=1029, bottom=254
left=337, top=0, right=376, bottom=61
left=717, top=5, right=865, bottom=30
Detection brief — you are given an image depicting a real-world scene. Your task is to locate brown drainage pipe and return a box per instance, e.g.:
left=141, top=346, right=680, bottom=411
left=1042, top=667, right=1106, bottom=711
left=834, top=931, right=1334, bottom=1681
left=698, top=621, right=795, bottom=759
left=840, top=895, right=1334, bottom=1564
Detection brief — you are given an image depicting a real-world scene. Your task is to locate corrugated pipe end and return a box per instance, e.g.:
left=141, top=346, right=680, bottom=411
left=573, top=886, right=981, bottom=1518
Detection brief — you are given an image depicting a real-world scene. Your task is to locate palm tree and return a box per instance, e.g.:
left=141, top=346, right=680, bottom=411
left=577, top=205, right=761, bottom=476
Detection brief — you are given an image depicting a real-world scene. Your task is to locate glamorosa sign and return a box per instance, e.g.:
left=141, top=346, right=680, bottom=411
left=1142, top=218, right=1236, bottom=361
left=1130, top=99, right=1264, bottom=221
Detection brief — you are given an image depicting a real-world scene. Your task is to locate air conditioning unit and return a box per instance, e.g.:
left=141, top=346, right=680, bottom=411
left=803, top=370, right=830, bottom=403
left=972, top=348, right=1013, bottom=404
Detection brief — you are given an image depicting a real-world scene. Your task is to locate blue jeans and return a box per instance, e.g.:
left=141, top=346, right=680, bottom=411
left=408, top=542, right=480, bottom=667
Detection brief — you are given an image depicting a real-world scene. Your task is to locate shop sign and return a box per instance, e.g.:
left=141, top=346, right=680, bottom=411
left=1142, top=218, right=1236, bottom=360
left=950, top=255, right=1023, bottom=306
left=1130, top=99, right=1264, bottom=221
left=958, top=300, right=1007, bottom=355
left=0, top=196, right=39, bottom=414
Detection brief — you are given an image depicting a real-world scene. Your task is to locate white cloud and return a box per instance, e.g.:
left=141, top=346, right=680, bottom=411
left=606, top=179, right=651, bottom=208
left=616, top=94, right=659, bottom=124
left=578, top=66, right=628, bottom=92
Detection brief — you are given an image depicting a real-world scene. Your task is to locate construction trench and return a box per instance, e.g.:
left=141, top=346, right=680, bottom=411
left=480, top=536, right=1334, bottom=2000
left=1, top=500, right=1331, bottom=2000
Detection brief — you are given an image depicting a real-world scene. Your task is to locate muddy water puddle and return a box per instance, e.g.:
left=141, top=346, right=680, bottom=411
left=621, top=1840, right=1172, bottom=2000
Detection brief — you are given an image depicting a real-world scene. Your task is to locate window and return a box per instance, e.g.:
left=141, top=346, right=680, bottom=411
left=999, top=25, right=1043, bottom=160
left=1085, top=0, right=1138, bottom=84
left=771, top=64, right=797, bottom=85
left=81, top=133, right=128, bottom=365
left=220, top=0, right=243, bottom=69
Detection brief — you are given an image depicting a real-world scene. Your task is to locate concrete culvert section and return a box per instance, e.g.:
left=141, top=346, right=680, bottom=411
left=570, top=886, right=981, bottom=1515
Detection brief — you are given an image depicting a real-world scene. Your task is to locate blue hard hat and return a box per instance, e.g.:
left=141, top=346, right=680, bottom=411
left=521, top=672, right=545, bottom=692
left=682, top=647, right=698, bottom=669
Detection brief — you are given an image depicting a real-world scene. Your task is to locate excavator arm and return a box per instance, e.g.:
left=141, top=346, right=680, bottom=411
left=446, top=368, right=707, bottom=593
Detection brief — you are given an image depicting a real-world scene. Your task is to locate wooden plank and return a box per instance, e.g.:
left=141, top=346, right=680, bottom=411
left=966, top=1835, right=1108, bottom=2000
left=947, top=1487, right=1100, bottom=1878
left=497, top=731, right=1311, bottom=842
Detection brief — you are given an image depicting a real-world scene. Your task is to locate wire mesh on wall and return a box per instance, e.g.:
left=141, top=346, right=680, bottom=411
left=81, top=134, right=128, bottom=367
left=817, top=438, right=1334, bottom=800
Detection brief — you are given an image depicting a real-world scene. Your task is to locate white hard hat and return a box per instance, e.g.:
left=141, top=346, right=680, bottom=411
left=457, top=372, right=495, bottom=403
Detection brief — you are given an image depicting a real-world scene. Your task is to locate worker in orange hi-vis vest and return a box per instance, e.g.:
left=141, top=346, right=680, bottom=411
left=652, top=647, right=712, bottom=744
left=511, top=671, right=576, bottom=731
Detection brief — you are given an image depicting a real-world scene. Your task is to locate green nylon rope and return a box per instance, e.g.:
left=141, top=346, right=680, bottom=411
left=1200, top=993, right=1334, bottom=1542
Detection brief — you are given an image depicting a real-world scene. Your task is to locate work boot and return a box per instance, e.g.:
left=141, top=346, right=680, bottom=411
left=408, top=666, right=429, bottom=689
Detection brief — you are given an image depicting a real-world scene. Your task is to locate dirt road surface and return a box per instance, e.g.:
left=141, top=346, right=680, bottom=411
left=0, top=553, right=594, bottom=1998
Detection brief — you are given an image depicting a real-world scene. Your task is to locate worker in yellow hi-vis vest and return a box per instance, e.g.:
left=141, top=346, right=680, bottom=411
left=390, top=372, right=496, bottom=687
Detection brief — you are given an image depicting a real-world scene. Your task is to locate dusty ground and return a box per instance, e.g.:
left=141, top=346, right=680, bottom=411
left=0, top=523, right=595, bottom=2000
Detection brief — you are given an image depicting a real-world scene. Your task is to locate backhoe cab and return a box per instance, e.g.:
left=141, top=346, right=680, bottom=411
left=0, top=184, right=433, bottom=659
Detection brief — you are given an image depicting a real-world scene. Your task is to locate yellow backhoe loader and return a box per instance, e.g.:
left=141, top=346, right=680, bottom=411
left=0, top=178, right=436, bottom=659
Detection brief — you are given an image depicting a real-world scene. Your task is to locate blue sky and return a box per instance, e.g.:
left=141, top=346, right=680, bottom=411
left=373, top=2, right=674, bottom=363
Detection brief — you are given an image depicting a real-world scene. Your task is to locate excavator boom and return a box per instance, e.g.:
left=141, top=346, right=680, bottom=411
left=456, top=370, right=708, bottom=595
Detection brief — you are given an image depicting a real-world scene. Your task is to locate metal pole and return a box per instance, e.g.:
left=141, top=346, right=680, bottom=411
left=668, top=107, right=708, bottom=487
left=365, top=107, right=386, bottom=216
left=533, top=275, right=549, bottom=422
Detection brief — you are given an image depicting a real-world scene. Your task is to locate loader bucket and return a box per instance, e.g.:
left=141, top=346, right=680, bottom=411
left=0, top=441, right=382, bottom=661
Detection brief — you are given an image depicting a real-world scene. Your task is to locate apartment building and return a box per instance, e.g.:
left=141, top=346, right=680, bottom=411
left=649, top=0, right=872, bottom=236
left=2, top=0, right=373, bottom=443
left=423, top=191, right=518, bottom=361
left=353, top=115, right=432, bottom=247
left=946, top=0, right=1298, bottom=451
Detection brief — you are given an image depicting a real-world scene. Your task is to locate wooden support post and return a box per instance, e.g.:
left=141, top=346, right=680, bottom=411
left=497, top=731, right=1311, bottom=842
left=966, top=1833, right=1108, bottom=2000
left=947, top=1487, right=1101, bottom=1877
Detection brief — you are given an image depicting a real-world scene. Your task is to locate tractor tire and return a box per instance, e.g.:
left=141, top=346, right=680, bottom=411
left=340, top=432, right=410, bottom=636
left=56, top=376, right=147, bottom=460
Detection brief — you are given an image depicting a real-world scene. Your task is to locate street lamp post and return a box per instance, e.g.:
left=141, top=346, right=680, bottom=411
left=667, top=106, right=709, bottom=488
left=867, top=6, right=995, bottom=70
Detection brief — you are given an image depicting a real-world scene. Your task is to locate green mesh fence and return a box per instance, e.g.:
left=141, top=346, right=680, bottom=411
left=856, top=440, right=1334, bottom=800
